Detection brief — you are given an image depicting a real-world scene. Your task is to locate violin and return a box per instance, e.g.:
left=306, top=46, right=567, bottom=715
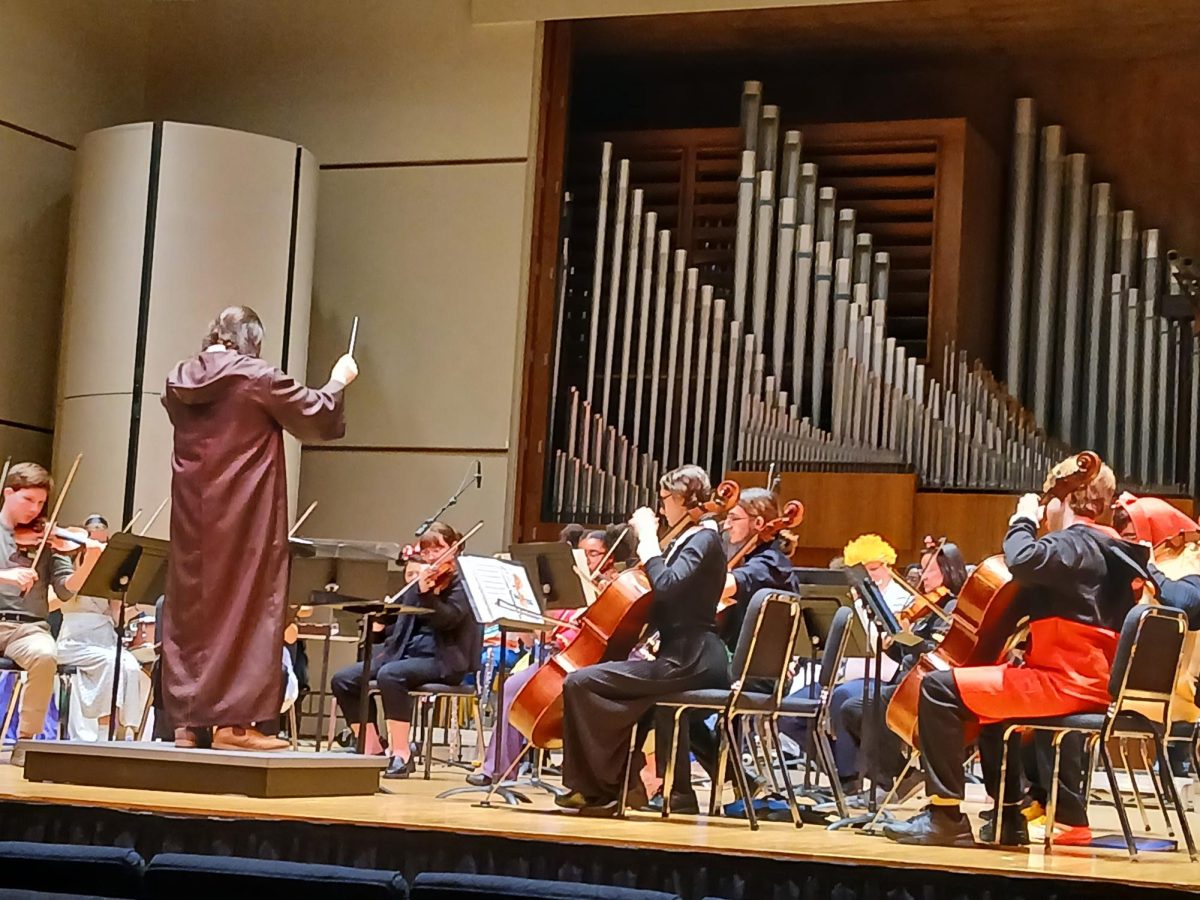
left=886, top=451, right=1102, bottom=747
left=13, top=521, right=90, bottom=553
left=717, top=498, right=805, bottom=614
left=510, top=480, right=741, bottom=748
left=894, top=535, right=953, bottom=630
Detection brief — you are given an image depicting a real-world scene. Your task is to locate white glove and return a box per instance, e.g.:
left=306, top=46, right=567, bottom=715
left=1010, top=492, right=1044, bottom=526
left=331, top=353, right=358, bottom=386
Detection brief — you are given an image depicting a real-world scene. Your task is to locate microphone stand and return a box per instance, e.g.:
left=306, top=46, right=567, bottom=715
left=415, top=463, right=480, bottom=537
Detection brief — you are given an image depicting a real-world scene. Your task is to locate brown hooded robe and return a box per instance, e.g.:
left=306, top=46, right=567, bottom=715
left=161, top=351, right=345, bottom=728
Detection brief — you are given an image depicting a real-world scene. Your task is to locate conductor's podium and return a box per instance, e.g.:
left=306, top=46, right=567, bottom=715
left=19, top=740, right=388, bottom=798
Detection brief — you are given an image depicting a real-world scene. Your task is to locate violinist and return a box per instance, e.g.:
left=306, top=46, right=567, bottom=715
left=779, top=534, right=908, bottom=791
left=556, top=464, right=729, bottom=816
left=329, top=522, right=480, bottom=778
left=839, top=540, right=968, bottom=805
left=0, top=462, right=104, bottom=764
left=465, top=528, right=624, bottom=788
left=54, top=514, right=150, bottom=741
left=1113, top=494, right=1200, bottom=778
left=883, top=456, right=1149, bottom=848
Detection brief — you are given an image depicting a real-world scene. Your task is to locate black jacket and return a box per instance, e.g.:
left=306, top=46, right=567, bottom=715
left=1004, top=520, right=1150, bottom=632
left=382, top=574, right=481, bottom=680
left=721, top=540, right=794, bottom=650
left=644, top=525, right=726, bottom=661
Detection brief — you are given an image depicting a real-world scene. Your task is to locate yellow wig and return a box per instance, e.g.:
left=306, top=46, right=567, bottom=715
left=843, top=533, right=897, bottom=567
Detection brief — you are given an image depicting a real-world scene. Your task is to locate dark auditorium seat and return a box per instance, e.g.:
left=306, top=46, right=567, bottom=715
left=410, top=873, right=681, bottom=900
left=0, top=892, right=123, bottom=900
left=143, top=853, right=407, bottom=899
left=0, top=841, right=144, bottom=898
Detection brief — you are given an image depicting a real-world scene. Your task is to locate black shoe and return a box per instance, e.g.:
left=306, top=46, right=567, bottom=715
left=639, top=790, right=701, bottom=815
left=466, top=771, right=493, bottom=787
left=555, top=790, right=592, bottom=810
left=978, top=808, right=1030, bottom=846
left=881, top=806, right=976, bottom=847
left=383, top=754, right=415, bottom=779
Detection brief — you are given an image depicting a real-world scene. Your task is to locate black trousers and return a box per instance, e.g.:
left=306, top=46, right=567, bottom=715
left=330, top=651, right=451, bottom=724
left=842, top=681, right=908, bottom=787
left=918, top=670, right=1089, bottom=825
left=561, top=634, right=729, bottom=802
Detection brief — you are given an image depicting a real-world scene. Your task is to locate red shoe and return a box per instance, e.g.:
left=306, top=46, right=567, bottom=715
left=1051, top=824, right=1093, bottom=846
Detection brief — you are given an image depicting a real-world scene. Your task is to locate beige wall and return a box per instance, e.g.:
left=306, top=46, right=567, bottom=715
left=473, top=0, right=898, bottom=23
left=0, top=1, right=147, bottom=468
left=145, top=0, right=541, bottom=554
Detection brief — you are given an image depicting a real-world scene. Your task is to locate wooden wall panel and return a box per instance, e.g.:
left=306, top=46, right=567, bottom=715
left=728, top=469, right=916, bottom=555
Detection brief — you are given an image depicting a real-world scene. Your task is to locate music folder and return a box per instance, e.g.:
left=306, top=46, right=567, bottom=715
left=456, top=554, right=546, bottom=632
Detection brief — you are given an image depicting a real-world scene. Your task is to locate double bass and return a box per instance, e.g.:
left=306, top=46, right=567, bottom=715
left=886, top=451, right=1102, bottom=746
left=509, top=481, right=740, bottom=748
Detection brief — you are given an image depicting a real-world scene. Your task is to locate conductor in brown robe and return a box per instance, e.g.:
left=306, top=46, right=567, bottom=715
left=161, top=306, right=357, bottom=751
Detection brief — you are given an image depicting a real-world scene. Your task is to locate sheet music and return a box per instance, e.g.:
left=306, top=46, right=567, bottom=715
left=457, top=555, right=545, bottom=630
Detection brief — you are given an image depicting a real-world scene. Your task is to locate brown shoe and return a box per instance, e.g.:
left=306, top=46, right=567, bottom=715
left=174, top=727, right=198, bottom=749
left=211, top=726, right=290, bottom=752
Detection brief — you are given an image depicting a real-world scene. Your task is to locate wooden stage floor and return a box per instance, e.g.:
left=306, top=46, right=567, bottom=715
left=1, top=759, right=1198, bottom=894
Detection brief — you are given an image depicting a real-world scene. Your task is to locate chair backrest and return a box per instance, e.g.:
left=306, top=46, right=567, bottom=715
left=144, top=853, right=407, bottom=900
left=411, top=872, right=680, bottom=899
left=817, top=606, right=854, bottom=690
left=1110, top=604, right=1188, bottom=728
left=0, top=841, right=144, bottom=898
left=730, top=589, right=801, bottom=686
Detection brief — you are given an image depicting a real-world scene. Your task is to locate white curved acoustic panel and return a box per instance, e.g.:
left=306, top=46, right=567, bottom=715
left=55, top=122, right=318, bottom=535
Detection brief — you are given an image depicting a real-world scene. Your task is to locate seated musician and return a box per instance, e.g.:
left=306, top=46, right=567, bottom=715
left=329, top=521, right=480, bottom=779
left=465, top=528, right=623, bottom=787
left=1113, top=493, right=1200, bottom=777
left=0, top=463, right=104, bottom=764
left=779, top=534, right=909, bottom=791
left=678, top=487, right=797, bottom=809
left=883, top=456, right=1148, bottom=847
left=556, top=464, right=729, bottom=816
left=54, top=514, right=150, bottom=741
left=839, top=540, right=968, bottom=805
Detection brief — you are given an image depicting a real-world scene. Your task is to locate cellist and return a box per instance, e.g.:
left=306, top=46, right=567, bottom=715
left=556, top=464, right=729, bottom=816
left=883, top=455, right=1149, bottom=848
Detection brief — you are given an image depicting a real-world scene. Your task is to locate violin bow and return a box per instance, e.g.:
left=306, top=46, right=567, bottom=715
left=26, top=453, right=83, bottom=578
left=589, top=526, right=629, bottom=582
left=288, top=500, right=318, bottom=538
left=386, top=520, right=484, bottom=606
left=138, top=497, right=170, bottom=536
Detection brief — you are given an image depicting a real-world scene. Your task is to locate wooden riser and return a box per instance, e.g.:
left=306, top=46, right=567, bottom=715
left=20, top=740, right=387, bottom=798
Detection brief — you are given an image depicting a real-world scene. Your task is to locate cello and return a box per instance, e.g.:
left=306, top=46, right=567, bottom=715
left=509, top=480, right=740, bottom=748
left=886, top=451, right=1102, bottom=747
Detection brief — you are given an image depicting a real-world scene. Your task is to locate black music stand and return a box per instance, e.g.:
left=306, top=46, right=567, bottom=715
left=827, top=564, right=913, bottom=831
left=288, top=536, right=401, bottom=752
left=506, top=542, right=589, bottom=614
left=307, top=589, right=429, bottom=756
left=76, top=532, right=169, bottom=741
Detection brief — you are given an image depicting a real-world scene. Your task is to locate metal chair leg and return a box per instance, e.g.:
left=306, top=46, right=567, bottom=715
left=994, top=725, right=1015, bottom=847
left=287, top=704, right=299, bottom=751
left=1044, top=730, right=1067, bottom=856
left=768, top=717, right=803, bottom=828
left=423, top=697, right=435, bottom=780
left=616, top=723, right=641, bottom=818
left=662, top=707, right=686, bottom=819
left=815, top=727, right=848, bottom=817
left=1100, top=742, right=1140, bottom=861
left=1, top=674, right=26, bottom=746
left=710, top=722, right=730, bottom=817
left=1139, top=738, right=1174, bottom=836
left=725, top=715, right=759, bottom=831
left=1157, top=736, right=1199, bottom=861
left=1119, top=737, right=1152, bottom=832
